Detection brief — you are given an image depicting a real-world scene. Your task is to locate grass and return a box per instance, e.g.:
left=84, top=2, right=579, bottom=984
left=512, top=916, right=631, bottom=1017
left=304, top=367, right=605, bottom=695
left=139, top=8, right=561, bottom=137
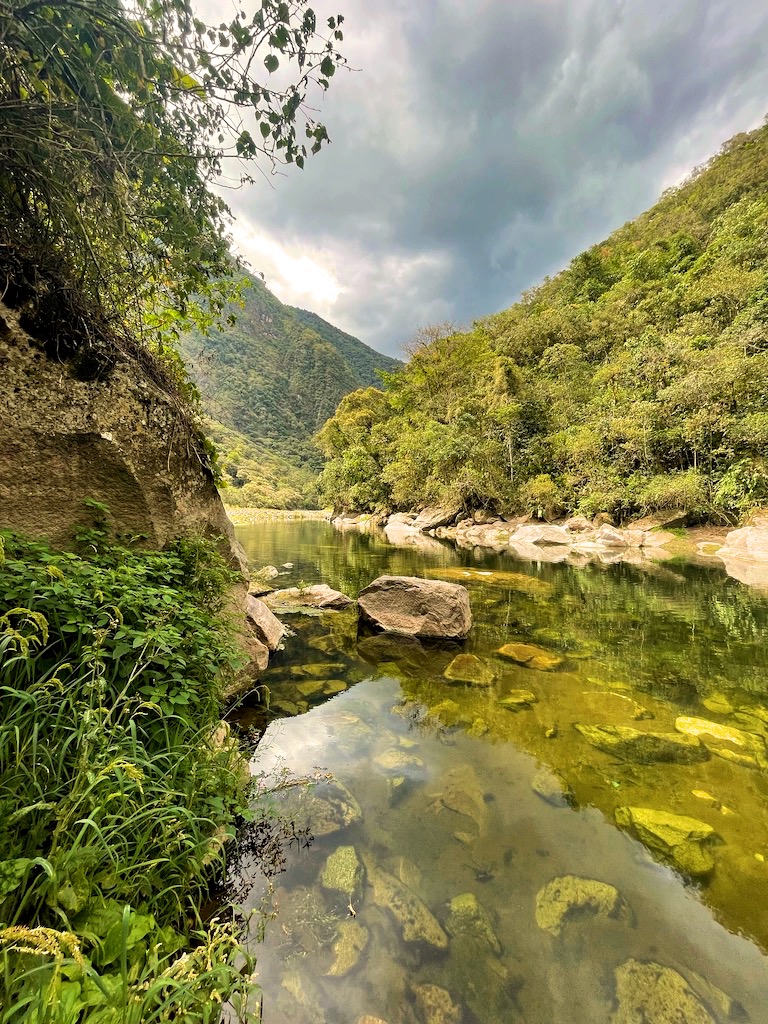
left=0, top=525, right=261, bottom=1022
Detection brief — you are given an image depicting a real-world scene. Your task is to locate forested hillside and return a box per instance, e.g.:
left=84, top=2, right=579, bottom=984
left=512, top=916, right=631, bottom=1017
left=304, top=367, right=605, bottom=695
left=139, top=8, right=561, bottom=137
left=181, top=274, right=401, bottom=506
left=318, top=123, right=768, bottom=522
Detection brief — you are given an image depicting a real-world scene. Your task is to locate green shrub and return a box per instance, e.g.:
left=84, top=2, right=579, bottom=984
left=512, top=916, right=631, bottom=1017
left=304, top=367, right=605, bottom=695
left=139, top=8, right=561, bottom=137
left=517, top=474, right=564, bottom=520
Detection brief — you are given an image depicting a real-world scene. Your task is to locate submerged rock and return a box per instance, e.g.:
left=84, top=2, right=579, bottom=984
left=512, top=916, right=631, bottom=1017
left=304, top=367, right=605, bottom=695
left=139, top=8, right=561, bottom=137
left=266, top=583, right=353, bottom=610
left=614, top=807, right=717, bottom=876
left=374, top=749, right=426, bottom=774
left=611, top=959, right=716, bottom=1023
left=321, top=845, right=363, bottom=900
left=574, top=724, right=709, bottom=764
left=428, top=699, right=473, bottom=729
left=531, top=767, right=574, bottom=807
left=277, top=778, right=362, bottom=837
left=496, top=642, right=563, bottom=670
left=358, top=575, right=472, bottom=640
left=675, top=716, right=768, bottom=768
left=499, top=689, right=538, bottom=710
left=412, top=984, right=462, bottom=1024
left=535, top=875, right=627, bottom=936
left=444, top=932, right=518, bottom=1024
left=444, top=653, right=496, bottom=686
left=428, top=765, right=488, bottom=833
left=325, top=920, right=368, bottom=977
left=446, top=892, right=502, bottom=954
left=363, top=854, right=448, bottom=949
left=701, top=693, right=735, bottom=716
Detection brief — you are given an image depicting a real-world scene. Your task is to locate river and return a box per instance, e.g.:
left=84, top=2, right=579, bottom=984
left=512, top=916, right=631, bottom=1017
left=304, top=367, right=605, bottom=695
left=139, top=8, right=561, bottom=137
left=230, top=518, right=768, bottom=1023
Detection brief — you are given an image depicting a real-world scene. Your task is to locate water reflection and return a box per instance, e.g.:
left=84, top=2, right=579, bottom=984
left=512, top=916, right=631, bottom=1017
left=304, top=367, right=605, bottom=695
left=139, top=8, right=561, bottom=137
left=233, top=521, right=768, bottom=1023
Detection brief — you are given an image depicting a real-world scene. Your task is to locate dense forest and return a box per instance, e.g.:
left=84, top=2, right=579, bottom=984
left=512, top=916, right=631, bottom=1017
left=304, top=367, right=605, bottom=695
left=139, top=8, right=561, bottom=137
left=181, top=274, right=401, bottom=506
left=318, top=122, right=768, bottom=522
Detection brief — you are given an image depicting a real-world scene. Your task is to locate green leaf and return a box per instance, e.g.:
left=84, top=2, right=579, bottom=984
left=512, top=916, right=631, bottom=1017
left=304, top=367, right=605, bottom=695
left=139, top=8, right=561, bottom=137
left=264, top=54, right=279, bottom=73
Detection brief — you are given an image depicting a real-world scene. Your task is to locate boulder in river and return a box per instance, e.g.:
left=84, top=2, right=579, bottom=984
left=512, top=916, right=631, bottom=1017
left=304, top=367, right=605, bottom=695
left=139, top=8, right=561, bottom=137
left=574, top=724, right=709, bottom=764
left=362, top=854, right=448, bottom=949
left=266, top=583, right=353, bottom=611
left=510, top=523, right=572, bottom=545
left=444, top=653, right=496, bottom=686
left=611, top=959, right=716, bottom=1024
left=535, top=875, right=628, bottom=936
left=614, top=806, right=717, bottom=876
left=496, top=642, right=563, bottom=670
left=358, top=575, right=472, bottom=640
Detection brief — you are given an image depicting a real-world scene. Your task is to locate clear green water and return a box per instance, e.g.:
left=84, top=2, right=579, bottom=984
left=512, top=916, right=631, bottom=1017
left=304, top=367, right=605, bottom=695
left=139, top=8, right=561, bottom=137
left=232, top=520, right=768, bottom=1023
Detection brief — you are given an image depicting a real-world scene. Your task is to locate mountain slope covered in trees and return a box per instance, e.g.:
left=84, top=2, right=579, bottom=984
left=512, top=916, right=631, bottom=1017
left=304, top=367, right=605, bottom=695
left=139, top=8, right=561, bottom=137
left=180, top=274, right=401, bottom=506
left=318, top=123, right=768, bottom=522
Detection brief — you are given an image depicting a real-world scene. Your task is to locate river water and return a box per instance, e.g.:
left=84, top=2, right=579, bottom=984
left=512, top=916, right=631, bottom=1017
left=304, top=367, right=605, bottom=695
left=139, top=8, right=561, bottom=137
left=231, top=519, right=768, bottom=1024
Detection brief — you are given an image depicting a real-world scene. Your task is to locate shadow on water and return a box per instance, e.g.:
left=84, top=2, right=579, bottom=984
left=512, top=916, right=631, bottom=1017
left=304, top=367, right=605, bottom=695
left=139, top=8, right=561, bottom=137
left=230, top=519, right=768, bottom=1023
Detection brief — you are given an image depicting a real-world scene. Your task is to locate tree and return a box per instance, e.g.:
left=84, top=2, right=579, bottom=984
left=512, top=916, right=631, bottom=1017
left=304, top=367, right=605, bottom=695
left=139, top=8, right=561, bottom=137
left=0, top=0, right=346, bottom=341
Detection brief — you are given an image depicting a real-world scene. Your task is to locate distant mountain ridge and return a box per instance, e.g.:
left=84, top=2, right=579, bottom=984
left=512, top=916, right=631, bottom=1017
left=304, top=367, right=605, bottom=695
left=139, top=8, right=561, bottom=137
left=180, top=273, right=401, bottom=507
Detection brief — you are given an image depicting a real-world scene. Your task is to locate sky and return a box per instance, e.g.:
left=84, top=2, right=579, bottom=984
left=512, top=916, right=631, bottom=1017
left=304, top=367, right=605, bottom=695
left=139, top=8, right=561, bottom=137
left=218, top=0, right=768, bottom=358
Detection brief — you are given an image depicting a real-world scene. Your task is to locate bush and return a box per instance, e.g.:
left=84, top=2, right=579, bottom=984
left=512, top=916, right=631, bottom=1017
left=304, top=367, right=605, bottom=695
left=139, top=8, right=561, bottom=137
left=0, top=532, right=257, bottom=1021
left=638, top=469, right=710, bottom=518
left=516, top=474, right=565, bottom=520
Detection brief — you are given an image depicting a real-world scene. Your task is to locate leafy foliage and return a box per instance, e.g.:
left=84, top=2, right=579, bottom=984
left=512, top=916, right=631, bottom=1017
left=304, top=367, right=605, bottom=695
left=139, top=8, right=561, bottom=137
left=319, top=123, right=768, bottom=522
left=0, top=529, right=255, bottom=1021
left=0, top=0, right=346, bottom=342
left=182, top=274, right=401, bottom=496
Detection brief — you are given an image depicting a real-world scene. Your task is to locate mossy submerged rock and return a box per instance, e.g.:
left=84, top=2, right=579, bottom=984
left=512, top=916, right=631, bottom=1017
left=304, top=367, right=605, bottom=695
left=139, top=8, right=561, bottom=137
left=535, top=875, right=627, bottom=936
left=277, top=778, right=362, bottom=837
left=428, top=699, right=473, bottom=728
left=611, top=959, right=716, bottom=1023
left=362, top=854, right=448, bottom=949
left=615, top=807, right=717, bottom=876
left=499, top=689, right=537, bottom=710
left=575, top=724, right=709, bottom=764
left=325, top=920, right=369, bottom=978
left=446, top=892, right=502, bottom=954
left=444, top=653, right=496, bottom=686
left=321, top=845, right=363, bottom=900
left=675, top=716, right=768, bottom=768
left=412, top=983, right=462, bottom=1024
left=496, top=642, right=563, bottom=671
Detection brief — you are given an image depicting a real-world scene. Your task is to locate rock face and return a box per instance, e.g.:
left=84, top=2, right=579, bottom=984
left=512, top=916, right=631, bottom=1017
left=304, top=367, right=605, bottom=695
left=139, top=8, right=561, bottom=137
left=575, top=724, right=709, bottom=764
left=535, top=875, right=627, bottom=936
left=614, top=806, right=717, bottom=876
left=358, top=575, right=472, bottom=640
left=0, top=303, right=243, bottom=564
left=611, top=959, right=715, bottom=1024
left=245, top=595, right=286, bottom=650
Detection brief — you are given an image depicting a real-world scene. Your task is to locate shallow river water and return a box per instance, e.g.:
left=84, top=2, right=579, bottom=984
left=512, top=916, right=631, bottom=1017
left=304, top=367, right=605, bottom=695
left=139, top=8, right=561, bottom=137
left=231, top=519, right=768, bottom=1024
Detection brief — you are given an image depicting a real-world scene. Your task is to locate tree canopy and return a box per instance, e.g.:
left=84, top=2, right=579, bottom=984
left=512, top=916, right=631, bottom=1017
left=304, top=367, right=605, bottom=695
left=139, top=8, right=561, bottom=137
left=0, top=0, right=346, bottom=340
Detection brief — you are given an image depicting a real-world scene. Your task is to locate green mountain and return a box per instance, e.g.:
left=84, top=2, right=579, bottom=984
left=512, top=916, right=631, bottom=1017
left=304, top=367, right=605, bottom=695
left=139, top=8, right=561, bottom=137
left=180, top=274, right=401, bottom=507
left=318, top=123, right=768, bottom=522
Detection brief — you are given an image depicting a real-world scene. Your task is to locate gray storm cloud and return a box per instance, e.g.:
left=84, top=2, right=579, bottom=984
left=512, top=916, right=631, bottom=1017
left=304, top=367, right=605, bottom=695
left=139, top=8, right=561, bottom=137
left=222, top=0, right=768, bottom=356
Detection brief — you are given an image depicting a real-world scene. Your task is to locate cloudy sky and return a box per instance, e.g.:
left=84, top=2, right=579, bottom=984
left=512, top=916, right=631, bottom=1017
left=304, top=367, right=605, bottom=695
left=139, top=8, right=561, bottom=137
left=220, top=0, right=768, bottom=358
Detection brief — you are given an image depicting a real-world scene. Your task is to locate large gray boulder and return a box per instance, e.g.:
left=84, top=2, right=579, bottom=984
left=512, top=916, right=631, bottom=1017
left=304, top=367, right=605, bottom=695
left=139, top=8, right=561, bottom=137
left=358, top=575, right=472, bottom=640
left=411, top=504, right=462, bottom=531
left=510, top=523, right=571, bottom=546
left=718, top=525, right=768, bottom=562
left=245, top=595, right=286, bottom=650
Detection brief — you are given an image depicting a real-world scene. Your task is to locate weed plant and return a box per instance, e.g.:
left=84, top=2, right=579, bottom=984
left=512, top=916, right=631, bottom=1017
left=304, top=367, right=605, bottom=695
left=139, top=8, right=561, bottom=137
left=0, top=525, right=258, bottom=1022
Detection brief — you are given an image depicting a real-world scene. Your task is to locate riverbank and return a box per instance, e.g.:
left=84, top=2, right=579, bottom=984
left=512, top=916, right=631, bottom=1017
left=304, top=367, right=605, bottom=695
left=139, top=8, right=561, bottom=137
left=328, top=509, right=768, bottom=590
left=224, top=506, right=330, bottom=527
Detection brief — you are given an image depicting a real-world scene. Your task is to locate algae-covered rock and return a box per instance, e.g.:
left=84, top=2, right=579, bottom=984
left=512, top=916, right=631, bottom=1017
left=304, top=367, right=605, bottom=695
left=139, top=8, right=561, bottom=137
left=611, top=959, right=716, bottom=1023
left=614, top=806, right=717, bottom=876
left=467, top=717, right=489, bottom=737
left=702, top=693, right=735, bottom=716
left=428, top=765, right=488, bottom=833
left=363, top=854, right=448, bottom=949
left=374, top=749, right=426, bottom=773
left=413, top=983, right=462, bottom=1024
left=428, top=699, right=473, bottom=729
left=535, top=875, right=627, bottom=936
left=444, top=654, right=496, bottom=686
left=496, top=642, right=563, bottom=670
left=575, top=724, right=709, bottom=764
left=446, top=892, right=502, bottom=954
left=321, top=845, right=363, bottom=900
left=444, top=932, right=518, bottom=1024
left=277, top=778, right=362, bottom=837
left=499, top=689, right=537, bottom=710
left=325, top=920, right=369, bottom=977
left=531, top=767, right=574, bottom=807
left=675, top=716, right=768, bottom=769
